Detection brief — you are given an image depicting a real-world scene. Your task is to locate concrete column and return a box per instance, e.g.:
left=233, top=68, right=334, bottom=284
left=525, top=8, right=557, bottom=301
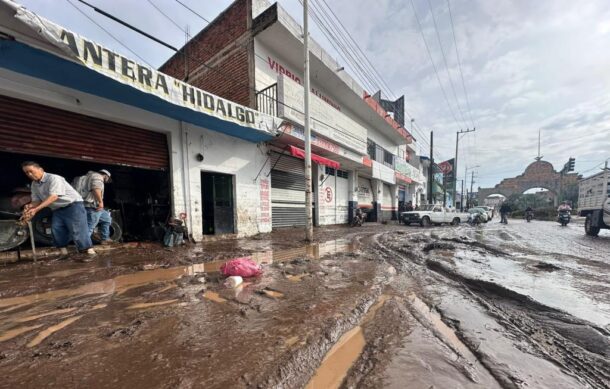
left=313, top=163, right=320, bottom=227
left=348, top=170, right=358, bottom=223
left=371, top=179, right=381, bottom=222
left=391, top=184, right=398, bottom=220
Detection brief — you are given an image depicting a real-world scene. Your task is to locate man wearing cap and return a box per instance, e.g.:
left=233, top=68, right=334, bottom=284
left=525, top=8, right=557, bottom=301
left=20, top=161, right=95, bottom=257
left=73, top=169, right=113, bottom=244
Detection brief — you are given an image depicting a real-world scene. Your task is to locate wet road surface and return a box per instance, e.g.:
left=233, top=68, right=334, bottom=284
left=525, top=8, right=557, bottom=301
left=0, top=220, right=608, bottom=388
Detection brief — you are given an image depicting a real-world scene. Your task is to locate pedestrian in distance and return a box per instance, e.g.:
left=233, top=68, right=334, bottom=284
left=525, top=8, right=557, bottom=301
left=499, top=202, right=511, bottom=224
left=20, top=161, right=96, bottom=259
left=73, top=169, right=113, bottom=244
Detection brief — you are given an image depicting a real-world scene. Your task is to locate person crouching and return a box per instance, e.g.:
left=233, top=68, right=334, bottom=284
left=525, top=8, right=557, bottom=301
left=20, top=161, right=96, bottom=259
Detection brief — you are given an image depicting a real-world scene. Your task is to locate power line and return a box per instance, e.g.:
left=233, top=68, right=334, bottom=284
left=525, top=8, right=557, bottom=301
left=146, top=0, right=185, bottom=33
left=65, top=0, right=152, bottom=66
left=447, top=0, right=475, bottom=129
left=174, top=0, right=211, bottom=24
left=76, top=0, right=177, bottom=51
left=312, top=0, right=435, bottom=150
left=409, top=0, right=461, bottom=132
left=426, top=0, right=469, bottom=130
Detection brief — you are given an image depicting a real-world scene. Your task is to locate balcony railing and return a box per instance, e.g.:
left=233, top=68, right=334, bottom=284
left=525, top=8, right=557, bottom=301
left=256, top=83, right=278, bottom=117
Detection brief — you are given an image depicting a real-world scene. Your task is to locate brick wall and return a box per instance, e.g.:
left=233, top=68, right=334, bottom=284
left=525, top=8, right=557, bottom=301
left=159, top=0, right=254, bottom=108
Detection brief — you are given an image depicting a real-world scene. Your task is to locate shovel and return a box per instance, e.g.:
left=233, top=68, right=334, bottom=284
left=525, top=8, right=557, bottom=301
left=27, top=221, right=37, bottom=264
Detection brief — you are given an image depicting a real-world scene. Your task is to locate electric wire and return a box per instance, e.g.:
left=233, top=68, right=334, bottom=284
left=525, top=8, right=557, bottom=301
left=426, top=0, right=469, bottom=130
left=447, top=0, right=475, bottom=129
left=65, top=0, right=152, bottom=67
left=174, top=0, right=211, bottom=24
left=309, top=0, right=443, bottom=161
left=409, top=0, right=461, bottom=132
left=146, top=0, right=185, bottom=33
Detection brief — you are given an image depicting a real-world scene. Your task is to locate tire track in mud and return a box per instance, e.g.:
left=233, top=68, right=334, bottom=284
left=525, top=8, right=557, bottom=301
left=375, top=230, right=610, bottom=389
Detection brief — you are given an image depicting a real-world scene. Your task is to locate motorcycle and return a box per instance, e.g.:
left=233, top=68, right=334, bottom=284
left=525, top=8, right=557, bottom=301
left=525, top=210, right=534, bottom=222
left=351, top=209, right=366, bottom=227
left=558, top=210, right=571, bottom=227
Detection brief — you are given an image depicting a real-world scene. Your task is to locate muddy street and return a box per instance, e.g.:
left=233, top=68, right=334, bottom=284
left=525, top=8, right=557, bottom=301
left=0, top=221, right=609, bottom=388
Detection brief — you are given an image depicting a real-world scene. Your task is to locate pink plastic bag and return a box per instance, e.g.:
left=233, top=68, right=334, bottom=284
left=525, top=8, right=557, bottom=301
left=220, top=257, right=263, bottom=278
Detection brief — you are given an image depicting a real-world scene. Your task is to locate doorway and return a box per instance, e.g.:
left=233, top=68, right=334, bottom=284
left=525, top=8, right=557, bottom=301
left=201, top=172, right=235, bottom=235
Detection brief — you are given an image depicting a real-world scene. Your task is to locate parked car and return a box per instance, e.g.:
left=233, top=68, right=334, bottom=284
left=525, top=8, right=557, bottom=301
left=468, top=207, right=489, bottom=223
left=401, top=204, right=469, bottom=227
left=479, top=206, right=494, bottom=220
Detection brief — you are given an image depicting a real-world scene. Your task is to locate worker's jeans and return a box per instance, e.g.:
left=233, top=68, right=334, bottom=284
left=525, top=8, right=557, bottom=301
left=52, top=201, right=92, bottom=251
left=86, top=208, right=112, bottom=241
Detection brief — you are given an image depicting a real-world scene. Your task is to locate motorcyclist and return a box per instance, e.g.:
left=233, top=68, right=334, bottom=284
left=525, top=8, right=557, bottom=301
left=557, top=201, right=572, bottom=213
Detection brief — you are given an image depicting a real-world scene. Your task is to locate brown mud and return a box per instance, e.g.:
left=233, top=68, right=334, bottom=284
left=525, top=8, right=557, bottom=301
left=0, top=222, right=608, bottom=388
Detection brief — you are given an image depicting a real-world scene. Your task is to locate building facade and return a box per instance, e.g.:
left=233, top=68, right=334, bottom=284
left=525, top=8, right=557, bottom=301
left=162, top=0, right=426, bottom=227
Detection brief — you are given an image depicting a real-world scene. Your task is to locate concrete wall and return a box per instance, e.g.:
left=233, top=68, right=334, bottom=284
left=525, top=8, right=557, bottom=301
left=180, top=123, right=272, bottom=238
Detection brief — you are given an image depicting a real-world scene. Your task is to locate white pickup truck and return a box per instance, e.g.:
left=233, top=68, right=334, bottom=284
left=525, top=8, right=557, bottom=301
left=577, top=169, right=610, bottom=236
left=401, top=204, right=470, bottom=227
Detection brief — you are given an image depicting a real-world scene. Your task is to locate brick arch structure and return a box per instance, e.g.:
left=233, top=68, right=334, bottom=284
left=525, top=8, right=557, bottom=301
left=478, top=160, right=579, bottom=206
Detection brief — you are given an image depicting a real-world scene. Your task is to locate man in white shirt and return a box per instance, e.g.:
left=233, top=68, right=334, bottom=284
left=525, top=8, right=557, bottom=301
left=20, top=161, right=96, bottom=258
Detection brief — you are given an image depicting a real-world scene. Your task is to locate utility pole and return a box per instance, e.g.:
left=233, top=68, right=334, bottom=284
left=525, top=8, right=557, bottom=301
left=460, top=179, right=464, bottom=211
left=428, top=131, right=434, bottom=204
left=454, top=128, right=475, bottom=208
left=469, top=170, right=475, bottom=207
left=303, top=0, right=313, bottom=241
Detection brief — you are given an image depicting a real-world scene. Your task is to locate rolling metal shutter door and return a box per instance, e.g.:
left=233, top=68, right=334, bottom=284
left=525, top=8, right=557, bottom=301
left=270, top=151, right=306, bottom=228
left=0, top=95, right=169, bottom=170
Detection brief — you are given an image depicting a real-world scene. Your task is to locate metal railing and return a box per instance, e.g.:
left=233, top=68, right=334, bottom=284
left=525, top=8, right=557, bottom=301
left=256, top=83, right=278, bottom=117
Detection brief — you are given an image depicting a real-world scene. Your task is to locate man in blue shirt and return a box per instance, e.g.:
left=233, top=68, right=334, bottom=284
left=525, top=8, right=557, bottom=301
left=20, top=161, right=96, bottom=259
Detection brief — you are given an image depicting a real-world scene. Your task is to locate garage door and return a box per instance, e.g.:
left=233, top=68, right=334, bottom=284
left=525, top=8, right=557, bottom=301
left=0, top=95, right=169, bottom=170
left=270, top=151, right=306, bottom=228
left=319, top=167, right=349, bottom=225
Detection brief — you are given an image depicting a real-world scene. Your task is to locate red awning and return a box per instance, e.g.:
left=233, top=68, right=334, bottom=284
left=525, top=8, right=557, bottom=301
left=288, top=145, right=340, bottom=169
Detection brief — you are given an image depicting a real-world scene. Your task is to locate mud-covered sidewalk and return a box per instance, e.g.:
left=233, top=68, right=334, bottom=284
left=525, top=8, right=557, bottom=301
left=0, top=222, right=609, bottom=388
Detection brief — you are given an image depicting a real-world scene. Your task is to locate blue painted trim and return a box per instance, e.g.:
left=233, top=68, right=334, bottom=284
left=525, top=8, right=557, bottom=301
left=0, top=40, right=274, bottom=143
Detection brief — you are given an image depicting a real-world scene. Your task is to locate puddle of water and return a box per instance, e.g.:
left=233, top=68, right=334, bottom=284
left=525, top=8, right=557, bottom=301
left=0, top=324, right=43, bottom=342
left=453, top=252, right=610, bottom=326
left=407, top=294, right=473, bottom=360
left=202, top=291, right=227, bottom=304
left=27, top=315, right=83, bottom=347
left=305, top=326, right=366, bottom=389
left=126, top=299, right=179, bottom=310
left=15, top=308, right=77, bottom=323
left=306, top=294, right=389, bottom=389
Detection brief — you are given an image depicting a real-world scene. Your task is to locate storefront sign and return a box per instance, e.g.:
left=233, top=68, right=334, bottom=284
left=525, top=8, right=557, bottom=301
left=13, top=6, right=279, bottom=136
left=259, top=179, right=270, bottom=224
left=395, top=159, right=425, bottom=183
left=278, top=75, right=367, bottom=154
left=281, top=123, right=364, bottom=164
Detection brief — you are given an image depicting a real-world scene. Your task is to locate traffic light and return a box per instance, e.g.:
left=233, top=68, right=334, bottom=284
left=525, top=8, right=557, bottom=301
left=568, top=157, right=575, bottom=172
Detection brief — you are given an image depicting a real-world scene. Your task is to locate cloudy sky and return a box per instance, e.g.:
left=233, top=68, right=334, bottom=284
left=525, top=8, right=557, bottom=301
left=16, top=0, right=610, bottom=189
